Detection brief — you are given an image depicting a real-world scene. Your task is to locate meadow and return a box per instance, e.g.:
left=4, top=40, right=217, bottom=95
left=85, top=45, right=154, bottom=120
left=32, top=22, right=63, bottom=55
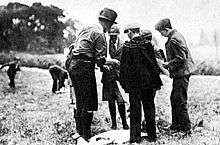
left=0, top=66, right=220, bottom=145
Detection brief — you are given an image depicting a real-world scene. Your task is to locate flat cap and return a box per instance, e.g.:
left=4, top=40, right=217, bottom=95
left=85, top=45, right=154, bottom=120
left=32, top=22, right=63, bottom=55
left=140, top=29, right=152, bottom=40
left=124, top=23, right=140, bottom=33
left=155, top=18, right=172, bottom=31
left=109, top=25, right=120, bottom=35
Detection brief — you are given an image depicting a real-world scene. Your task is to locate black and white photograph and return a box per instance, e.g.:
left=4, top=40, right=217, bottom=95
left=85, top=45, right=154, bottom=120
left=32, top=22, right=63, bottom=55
left=0, top=0, right=220, bottom=144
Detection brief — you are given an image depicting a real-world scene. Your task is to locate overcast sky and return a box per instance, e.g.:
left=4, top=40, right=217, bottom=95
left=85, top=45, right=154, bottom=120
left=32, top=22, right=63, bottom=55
left=1, top=0, right=220, bottom=44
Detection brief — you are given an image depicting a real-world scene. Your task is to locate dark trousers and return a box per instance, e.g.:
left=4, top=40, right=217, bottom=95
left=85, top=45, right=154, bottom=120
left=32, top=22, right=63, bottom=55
left=8, top=72, right=16, bottom=88
left=108, top=89, right=128, bottom=129
left=52, top=79, right=65, bottom=93
left=129, top=88, right=156, bottom=142
left=69, top=61, right=98, bottom=111
left=68, top=60, right=97, bottom=140
left=171, top=75, right=191, bottom=131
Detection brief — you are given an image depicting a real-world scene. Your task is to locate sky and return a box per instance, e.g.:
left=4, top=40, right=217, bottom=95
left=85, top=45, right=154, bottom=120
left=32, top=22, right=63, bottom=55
left=1, top=0, right=220, bottom=44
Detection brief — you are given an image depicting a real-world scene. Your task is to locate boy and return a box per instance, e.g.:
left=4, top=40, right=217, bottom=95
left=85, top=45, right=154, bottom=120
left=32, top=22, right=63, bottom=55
left=0, top=56, right=21, bottom=88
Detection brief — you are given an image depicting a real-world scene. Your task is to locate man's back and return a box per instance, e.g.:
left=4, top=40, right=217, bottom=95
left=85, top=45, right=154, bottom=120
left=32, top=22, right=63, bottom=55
left=120, top=36, right=162, bottom=92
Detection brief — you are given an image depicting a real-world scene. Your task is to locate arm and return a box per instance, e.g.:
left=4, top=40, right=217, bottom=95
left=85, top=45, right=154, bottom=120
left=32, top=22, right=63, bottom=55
left=0, top=63, right=10, bottom=70
left=92, top=31, right=107, bottom=69
left=164, top=38, right=187, bottom=71
left=119, top=46, right=130, bottom=90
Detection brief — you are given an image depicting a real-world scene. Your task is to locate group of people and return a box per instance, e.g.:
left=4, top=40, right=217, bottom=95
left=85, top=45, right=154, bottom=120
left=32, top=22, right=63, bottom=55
left=0, top=7, right=195, bottom=144
left=64, top=7, right=195, bottom=144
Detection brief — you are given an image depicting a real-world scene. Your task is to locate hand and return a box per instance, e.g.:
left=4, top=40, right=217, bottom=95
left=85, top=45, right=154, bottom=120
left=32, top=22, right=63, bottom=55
left=162, top=62, right=169, bottom=69
left=102, top=65, right=110, bottom=72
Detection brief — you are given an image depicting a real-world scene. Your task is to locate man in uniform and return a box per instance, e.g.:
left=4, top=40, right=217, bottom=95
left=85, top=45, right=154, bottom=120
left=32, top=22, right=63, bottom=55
left=0, top=56, right=21, bottom=88
left=120, top=24, right=163, bottom=143
left=66, top=8, right=118, bottom=141
left=155, top=18, right=195, bottom=134
left=102, top=25, right=129, bottom=130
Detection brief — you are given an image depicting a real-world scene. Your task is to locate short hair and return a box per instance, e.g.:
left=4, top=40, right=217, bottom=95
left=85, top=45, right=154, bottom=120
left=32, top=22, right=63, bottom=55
left=155, top=18, right=172, bottom=31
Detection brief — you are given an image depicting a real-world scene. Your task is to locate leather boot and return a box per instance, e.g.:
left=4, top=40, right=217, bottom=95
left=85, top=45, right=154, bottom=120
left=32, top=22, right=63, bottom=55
left=108, top=102, right=117, bottom=129
left=118, top=104, right=129, bottom=129
left=81, top=110, right=93, bottom=141
left=74, top=109, right=82, bottom=135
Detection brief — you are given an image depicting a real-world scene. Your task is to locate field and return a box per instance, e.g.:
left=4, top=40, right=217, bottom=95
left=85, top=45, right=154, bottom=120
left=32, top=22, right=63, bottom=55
left=0, top=66, right=220, bottom=145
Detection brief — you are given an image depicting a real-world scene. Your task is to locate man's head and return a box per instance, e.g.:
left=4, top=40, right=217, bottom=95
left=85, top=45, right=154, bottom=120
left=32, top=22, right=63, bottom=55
left=155, top=18, right=172, bottom=37
left=98, top=8, right=117, bottom=33
left=109, top=25, right=120, bottom=44
left=14, top=56, right=20, bottom=62
left=124, top=23, right=140, bottom=39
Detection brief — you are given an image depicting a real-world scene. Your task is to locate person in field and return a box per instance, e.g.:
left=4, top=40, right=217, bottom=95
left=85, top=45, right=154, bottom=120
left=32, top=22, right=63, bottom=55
left=0, top=56, right=21, bottom=88
left=49, top=65, right=68, bottom=93
left=66, top=8, right=118, bottom=141
left=120, top=23, right=162, bottom=143
left=102, top=25, right=129, bottom=130
left=155, top=18, right=195, bottom=135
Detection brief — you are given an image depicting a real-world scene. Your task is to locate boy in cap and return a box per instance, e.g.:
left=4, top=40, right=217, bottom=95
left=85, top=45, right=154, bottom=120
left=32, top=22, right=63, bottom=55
left=0, top=56, right=21, bottom=88
left=102, top=25, right=129, bottom=130
left=120, top=24, right=162, bottom=143
left=155, top=18, right=195, bottom=134
left=66, top=8, right=118, bottom=141
left=48, top=65, right=68, bottom=93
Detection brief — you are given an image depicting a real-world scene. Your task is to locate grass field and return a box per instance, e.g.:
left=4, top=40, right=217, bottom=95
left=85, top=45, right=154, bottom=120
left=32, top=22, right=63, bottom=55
left=0, top=66, right=220, bottom=145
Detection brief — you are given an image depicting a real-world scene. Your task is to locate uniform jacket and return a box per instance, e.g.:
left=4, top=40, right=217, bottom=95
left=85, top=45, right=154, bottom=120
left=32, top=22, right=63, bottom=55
left=120, top=36, right=163, bottom=93
left=165, top=29, right=195, bottom=78
left=67, top=25, right=107, bottom=69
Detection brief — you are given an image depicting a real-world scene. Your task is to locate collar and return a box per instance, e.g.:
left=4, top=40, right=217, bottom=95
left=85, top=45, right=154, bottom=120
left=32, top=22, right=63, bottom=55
left=167, top=29, right=177, bottom=38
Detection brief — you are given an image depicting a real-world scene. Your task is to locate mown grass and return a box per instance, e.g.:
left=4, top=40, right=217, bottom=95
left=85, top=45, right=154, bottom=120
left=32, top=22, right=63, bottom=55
left=0, top=66, right=220, bottom=144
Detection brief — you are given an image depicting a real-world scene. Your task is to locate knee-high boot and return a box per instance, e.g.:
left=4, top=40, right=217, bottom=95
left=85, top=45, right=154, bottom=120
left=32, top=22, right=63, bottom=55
left=81, top=110, right=93, bottom=141
left=108, top=101, right=117, bottom=129
left=74, top=109, right=82, bottom=135
left=118, top=103, right=129, bottom=129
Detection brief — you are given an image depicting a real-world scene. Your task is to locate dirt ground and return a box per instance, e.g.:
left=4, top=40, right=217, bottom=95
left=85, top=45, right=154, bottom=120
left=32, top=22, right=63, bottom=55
left=0, top=66, right=220, bottom=145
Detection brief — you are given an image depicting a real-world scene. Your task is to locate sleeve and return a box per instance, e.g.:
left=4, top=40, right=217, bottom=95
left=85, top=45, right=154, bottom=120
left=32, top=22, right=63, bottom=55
left=0, top=62, right=10, bottom=69
left=16, top=64, right=21, bottom=71
left=167, top=38, right=187, bottom=71
left=92, top=31, right=107, bottom=68
left=119, top=46, right=130, bottom=90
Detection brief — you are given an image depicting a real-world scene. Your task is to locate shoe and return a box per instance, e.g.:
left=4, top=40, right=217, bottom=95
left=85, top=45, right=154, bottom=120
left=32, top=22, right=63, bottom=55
left=180, top=129, right=192, bottom=137
left=111, top=124, right=117, bottom=130
left=123, top=124, right=129, bottom=130
left=170, top=124, right=181, bottom=131
left=130, top=137, right=141, bottom=143
left=144, top=136, right=157, bottom=142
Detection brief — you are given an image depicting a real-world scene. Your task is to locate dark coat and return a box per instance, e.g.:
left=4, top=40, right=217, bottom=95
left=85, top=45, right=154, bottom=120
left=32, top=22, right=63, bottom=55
left=165, top=29, right=195, bottom=78
left=120, top=36, right=163, bottom=93
left=102, top=39, right=123, bottom=101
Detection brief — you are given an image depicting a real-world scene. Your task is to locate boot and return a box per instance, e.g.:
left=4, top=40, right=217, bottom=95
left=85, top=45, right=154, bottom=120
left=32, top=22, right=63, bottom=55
left=81, top=110, right=93, bottom=141
left=118, top=104, right=129, bottom=129
left=74, top=109, right=82, bottom=135
left=108, top=102, right=117, bottom=129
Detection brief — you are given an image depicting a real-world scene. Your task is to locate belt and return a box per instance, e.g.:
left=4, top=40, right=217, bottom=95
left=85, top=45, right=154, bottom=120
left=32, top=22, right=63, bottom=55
left=72, top=54, right=94, bottom=62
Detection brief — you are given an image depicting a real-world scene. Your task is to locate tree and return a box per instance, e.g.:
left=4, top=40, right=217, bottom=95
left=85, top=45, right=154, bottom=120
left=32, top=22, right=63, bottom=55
left=0, top=2, right=66, bottom=53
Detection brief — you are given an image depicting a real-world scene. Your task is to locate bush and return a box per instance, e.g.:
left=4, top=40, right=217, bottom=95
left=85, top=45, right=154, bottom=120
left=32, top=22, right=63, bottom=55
left=1, top=51, right=220, bottom=75
left=0, top=51, right=66, bottom=69
left=194, top=60, right=220, bottom=75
